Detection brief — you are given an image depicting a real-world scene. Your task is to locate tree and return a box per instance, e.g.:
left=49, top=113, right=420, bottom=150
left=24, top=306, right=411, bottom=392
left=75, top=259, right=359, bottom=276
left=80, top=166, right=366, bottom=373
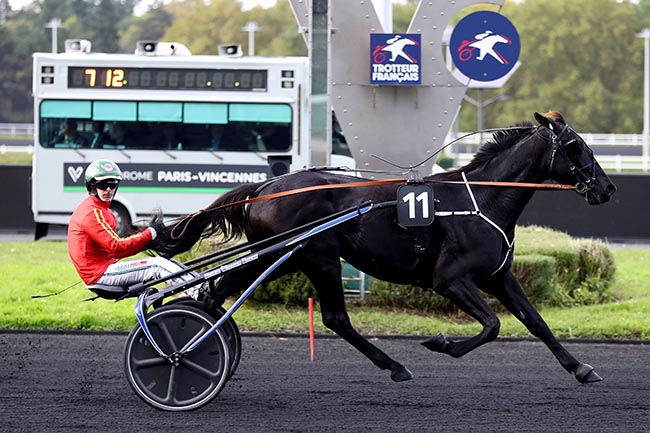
left=246, top=0, right=306, bottom=56
left=0, top=4, right=50, bottom=122
left=118, top=1, right=173, bottom=53
left=161, top=0, right=247, bottom=55
left=1, top=0, right=648, bottom=131
left=634, top=0, right=650, bottom=27
left=158, top=0, right=305, bottom=57
left=0, top=0, right=11, bottom=23
left=392, top=1, right=417, bottom=33
left=457, top=0, right=644, bottom=134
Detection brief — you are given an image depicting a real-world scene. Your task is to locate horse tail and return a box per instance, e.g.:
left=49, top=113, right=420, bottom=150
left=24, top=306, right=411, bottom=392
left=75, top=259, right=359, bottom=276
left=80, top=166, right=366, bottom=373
left=149, top=182, right=264, bottom=258
left=202, top=182, right=262, bottom=241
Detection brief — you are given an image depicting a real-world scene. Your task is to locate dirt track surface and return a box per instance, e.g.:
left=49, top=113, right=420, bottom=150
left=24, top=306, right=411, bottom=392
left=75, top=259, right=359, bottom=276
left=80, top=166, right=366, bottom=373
left=1, top=331, right=649, bottom=433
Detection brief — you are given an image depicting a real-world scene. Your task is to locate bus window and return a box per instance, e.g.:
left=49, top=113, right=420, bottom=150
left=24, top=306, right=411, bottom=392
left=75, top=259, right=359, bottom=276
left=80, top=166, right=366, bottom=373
left=251, top=124, right=291, bottom=151
left=38, top=99, right=293, bottom=152
left=89, top=121, right=113, bottom=148
left=107, top=122, right=136, bottom=148
left=46, top=118, right=89, bottom=148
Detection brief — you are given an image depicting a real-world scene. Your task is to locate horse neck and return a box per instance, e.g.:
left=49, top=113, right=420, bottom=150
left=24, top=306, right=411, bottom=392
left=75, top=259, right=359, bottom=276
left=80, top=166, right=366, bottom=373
left=464, top=134, right=551, bottom=230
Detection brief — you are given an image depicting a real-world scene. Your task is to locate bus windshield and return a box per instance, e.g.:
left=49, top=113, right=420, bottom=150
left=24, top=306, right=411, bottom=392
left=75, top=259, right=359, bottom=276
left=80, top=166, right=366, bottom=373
left=39, top=99, right=292, bottom=152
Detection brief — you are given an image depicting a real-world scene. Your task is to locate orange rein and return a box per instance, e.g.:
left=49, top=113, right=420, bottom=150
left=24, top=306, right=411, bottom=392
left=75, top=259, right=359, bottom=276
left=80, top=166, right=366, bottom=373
left=205, top=178, right=575, bottom=212
left=169, top=178, right=576, bottom=240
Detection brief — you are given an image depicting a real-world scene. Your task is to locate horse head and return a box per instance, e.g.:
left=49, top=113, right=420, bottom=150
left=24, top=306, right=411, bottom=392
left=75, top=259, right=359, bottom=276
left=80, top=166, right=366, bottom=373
left=534, top=111, right=616, bottom=205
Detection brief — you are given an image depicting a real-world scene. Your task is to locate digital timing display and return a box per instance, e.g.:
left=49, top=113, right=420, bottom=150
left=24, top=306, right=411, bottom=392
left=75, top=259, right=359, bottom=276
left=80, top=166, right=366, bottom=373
left=68, top=67, right=268, bottom=91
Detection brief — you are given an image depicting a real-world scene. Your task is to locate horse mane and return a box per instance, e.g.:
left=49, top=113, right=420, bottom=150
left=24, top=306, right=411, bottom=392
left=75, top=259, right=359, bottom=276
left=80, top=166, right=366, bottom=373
left=452, top=120, right=536, bottom=173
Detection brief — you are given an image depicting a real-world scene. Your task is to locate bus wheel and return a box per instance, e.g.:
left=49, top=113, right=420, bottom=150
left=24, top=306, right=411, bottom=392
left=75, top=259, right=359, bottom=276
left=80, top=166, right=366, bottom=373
left=110, top=202, right=132, bottom=236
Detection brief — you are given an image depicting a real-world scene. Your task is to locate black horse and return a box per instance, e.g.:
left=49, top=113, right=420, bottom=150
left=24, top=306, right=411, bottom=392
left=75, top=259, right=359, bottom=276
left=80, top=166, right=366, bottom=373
left=152, top=112, right=616, bottom=384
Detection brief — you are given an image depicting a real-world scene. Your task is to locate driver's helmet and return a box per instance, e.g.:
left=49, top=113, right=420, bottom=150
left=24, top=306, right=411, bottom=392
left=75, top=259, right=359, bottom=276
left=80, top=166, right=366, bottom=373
left=85, top=159, right=122, bottom=192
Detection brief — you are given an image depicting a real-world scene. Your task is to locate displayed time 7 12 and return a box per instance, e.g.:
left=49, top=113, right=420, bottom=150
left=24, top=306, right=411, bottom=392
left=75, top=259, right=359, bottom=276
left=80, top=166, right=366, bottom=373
left=67, top=66, right=267, bottom=91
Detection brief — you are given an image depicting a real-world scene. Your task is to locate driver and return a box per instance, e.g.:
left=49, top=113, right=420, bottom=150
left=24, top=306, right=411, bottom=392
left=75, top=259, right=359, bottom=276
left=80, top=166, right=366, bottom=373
left=67, top=159, right=199, bottom=298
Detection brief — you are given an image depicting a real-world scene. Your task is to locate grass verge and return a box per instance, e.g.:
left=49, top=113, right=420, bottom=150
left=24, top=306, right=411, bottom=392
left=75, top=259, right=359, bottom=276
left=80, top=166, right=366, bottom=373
left=1, top=240, right=649, bottom=339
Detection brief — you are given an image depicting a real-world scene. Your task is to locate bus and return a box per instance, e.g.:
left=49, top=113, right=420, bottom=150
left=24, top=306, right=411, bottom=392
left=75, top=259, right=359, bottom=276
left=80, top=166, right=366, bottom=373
left=32, top=40, right=353, bottom=238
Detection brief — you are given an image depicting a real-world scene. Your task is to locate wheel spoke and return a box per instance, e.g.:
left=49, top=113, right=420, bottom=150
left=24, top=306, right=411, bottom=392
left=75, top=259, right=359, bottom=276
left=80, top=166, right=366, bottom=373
left=163, top=364, right=180, bottom=405
left=177, top=322, right=211, bottom=352
left=130, top=355, right=168, bottom=369
left=180, top=356, right=224, bottom=381
left=157, top=318, right=179, bottom=352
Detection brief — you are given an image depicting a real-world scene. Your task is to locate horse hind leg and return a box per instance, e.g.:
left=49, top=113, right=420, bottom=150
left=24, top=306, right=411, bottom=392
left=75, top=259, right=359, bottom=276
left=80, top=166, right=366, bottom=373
left=488, top=271, right=602, bottom=384
left=422, top=278, right=501, bottom=358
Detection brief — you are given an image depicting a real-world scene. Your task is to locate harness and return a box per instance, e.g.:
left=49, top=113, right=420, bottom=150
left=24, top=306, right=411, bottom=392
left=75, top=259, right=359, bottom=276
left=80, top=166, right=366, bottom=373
left=172, top=122, right=593, bottom=277
left=430, top=123, right=596, bottom=275
left=435, top=172, right=514, bottom=275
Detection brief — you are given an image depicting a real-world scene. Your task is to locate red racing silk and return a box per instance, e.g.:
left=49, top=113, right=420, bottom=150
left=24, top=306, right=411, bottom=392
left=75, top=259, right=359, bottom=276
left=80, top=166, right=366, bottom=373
left=68, top=195, right=152, bottom=284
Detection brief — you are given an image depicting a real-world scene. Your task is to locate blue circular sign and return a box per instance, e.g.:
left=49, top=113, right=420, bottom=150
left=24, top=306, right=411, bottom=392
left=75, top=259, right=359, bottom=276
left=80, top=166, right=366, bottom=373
left=449, top=11, right=520, bottom=82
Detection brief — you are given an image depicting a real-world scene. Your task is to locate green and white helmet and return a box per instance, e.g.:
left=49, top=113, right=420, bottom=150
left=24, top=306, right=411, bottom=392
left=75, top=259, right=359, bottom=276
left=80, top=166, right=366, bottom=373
left=85, top=159, right=122, bottom=192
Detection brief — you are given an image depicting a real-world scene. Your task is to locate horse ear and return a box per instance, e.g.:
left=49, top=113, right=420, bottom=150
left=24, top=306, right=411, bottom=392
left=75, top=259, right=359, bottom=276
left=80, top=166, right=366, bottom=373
left=534, top=112, right=555, bottom=131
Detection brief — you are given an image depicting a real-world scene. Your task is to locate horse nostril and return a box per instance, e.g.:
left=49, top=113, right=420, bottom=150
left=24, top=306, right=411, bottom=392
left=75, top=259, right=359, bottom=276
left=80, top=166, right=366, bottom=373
left=606, top=184, right=617, bottom=196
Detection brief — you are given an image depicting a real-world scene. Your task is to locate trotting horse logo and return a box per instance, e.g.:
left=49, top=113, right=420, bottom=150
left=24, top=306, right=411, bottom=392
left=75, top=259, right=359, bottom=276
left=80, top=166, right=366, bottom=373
left=370, top=33, right=421, bottom=86
left=449, top=11, right=520, bottom=82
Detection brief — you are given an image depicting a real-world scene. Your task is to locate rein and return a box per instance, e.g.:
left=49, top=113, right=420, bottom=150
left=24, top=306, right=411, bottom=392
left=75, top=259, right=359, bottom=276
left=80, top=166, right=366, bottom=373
left=205, top=178, right=574, bottom=213
left=431, top=179, right=575, bottom=190
left=170, top=177, right=576, bottom=239
left=169, top=122, right=583, bottom=240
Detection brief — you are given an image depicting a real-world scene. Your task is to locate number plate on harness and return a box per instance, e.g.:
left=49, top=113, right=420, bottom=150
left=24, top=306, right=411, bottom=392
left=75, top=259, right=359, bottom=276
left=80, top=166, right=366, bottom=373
left=397, top=184, right=434, bottom=226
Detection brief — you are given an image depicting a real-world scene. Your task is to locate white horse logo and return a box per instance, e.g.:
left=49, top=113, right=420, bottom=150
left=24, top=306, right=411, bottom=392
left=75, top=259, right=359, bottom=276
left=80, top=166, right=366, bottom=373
left=381, top=35, right=417, bottom=63
left=467, top=30, right=511, bottom=64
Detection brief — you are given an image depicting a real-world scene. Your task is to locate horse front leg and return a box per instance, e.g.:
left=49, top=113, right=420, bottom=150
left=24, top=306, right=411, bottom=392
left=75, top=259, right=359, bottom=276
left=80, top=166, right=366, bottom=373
left=422, top=278, right=501, bottom=358
left=302, top=261, right=413, bottom=382
left=488, top=271, right=602, bottom=384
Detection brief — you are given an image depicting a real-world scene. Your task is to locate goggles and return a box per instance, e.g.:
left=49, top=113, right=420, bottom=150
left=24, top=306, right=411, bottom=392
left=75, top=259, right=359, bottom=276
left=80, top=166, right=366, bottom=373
left=95, top=179, right=120, bottom=190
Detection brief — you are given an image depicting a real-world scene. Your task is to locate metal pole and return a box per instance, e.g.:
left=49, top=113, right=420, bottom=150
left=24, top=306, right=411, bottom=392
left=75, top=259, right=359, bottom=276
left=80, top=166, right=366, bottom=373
left=248, top=28, right=255, bottom=57
left=638, top=29, right=650, bottom=171
left=478, top=89, right=484, bottom=144
left=45, top=18, right=63, bottom=54
left=241, top=21, right=261, bottom=56
left=463, top=92, right=509, bottom=146
left=309, top=0, right=331, bottom=167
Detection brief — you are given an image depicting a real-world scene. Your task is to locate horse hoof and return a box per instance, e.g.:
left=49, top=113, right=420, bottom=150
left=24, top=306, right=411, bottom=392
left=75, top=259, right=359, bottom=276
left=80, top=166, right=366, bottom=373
left=390, top=366, right=414, bottom=382
left=574, top=363, right=603, bottom=384
left=421, top=334, right=448, bottom=353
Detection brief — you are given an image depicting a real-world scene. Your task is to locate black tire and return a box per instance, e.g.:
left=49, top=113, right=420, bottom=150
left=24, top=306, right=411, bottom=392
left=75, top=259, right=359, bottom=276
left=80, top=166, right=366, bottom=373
left=109, top=201, right=132, bottom=237
left=123, top=304, right=230, bottom=411
left=163, top=297, right=242, bottom=379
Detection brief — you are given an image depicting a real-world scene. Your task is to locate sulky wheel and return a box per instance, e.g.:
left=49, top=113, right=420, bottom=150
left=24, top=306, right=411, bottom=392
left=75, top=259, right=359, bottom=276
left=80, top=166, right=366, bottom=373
left=162, top=297, right=242, bottom=379
left=123, top=304, right=230, bottom=411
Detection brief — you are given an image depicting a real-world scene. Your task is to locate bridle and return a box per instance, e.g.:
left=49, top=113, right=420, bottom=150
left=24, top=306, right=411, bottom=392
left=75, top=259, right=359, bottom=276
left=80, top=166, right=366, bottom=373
left=539, top=123, right=597, bottom=194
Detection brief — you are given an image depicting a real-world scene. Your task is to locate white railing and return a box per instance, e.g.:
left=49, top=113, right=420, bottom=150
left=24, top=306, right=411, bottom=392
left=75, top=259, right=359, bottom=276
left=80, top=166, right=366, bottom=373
left=0, top=123, right=33, bottom=136
left=447, top=131, right=649, bottom=146
left=0, top=144, right=34, bottom=154
left=2, top=124, right=649, bottom=172
left=446, top=132, right=650, bottom=173
left=451, top=153, right=650, bottom=173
